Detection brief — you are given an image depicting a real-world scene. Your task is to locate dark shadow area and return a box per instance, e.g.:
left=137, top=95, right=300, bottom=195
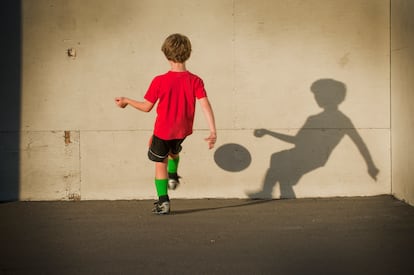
left=0, top=1, right=22, bottom=201
left=1, top=196, right=412, bottom=274
left=171, top=199, right=274, bottom=215
left=247, top=79, right=379, bottom=199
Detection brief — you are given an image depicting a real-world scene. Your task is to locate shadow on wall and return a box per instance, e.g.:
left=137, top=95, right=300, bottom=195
left=247, top=79, right=379, bottom=199
left=0, top=1, right=21, bottom=201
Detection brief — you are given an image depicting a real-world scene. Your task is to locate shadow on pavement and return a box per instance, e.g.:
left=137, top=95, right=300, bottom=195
left=171, top=199, right=275, bottom=215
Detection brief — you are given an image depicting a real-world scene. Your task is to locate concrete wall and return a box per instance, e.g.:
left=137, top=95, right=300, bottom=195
left=391, top=0, right=414, bottom=205
left=2, top=0, right=393, bottom=200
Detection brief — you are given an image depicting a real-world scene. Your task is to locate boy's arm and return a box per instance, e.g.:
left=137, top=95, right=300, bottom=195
left=199, top=97, right=217, bottom=149
left=115, top=97, right=154, bottom=112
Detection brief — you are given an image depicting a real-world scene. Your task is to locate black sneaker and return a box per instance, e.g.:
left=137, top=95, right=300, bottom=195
left=152, top=201, right=170, bottom=215
left=168, top=173, right=180, bottom=190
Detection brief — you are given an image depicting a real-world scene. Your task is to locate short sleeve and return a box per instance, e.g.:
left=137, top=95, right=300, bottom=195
left=144, top=76, right=160, bottom=103
left=194, top=77, right=207, bottom=99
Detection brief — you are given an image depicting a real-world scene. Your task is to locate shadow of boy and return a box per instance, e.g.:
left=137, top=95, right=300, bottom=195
left=247, top=79, right=379, bottom=199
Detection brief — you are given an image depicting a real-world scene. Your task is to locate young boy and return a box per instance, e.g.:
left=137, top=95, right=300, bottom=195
left=115, top=33, right=217, bottom=215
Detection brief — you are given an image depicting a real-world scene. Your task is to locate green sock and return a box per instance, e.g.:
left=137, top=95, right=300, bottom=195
left=168, top=157, right=180, bottom=174
left=155, top=178, right=168, bottom=197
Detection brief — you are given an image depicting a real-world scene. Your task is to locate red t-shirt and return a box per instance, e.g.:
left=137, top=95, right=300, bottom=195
left=144, top=71, right=207, bottom=140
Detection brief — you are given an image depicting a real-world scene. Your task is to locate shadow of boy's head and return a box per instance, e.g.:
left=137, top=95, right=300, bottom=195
left=311, top=79, right=346, bottom=109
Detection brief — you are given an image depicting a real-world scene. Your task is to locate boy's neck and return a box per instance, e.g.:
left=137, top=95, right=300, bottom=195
left=169, top=61, right=187, bottom=72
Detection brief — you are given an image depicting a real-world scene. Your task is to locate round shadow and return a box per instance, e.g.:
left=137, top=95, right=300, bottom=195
left=214, top=143, right=252, bottom=172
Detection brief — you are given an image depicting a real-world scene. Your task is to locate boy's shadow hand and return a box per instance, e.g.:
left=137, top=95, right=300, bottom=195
left=254, top=129, right=268, bottom=138
left=368, top=165, right=380, bottom=181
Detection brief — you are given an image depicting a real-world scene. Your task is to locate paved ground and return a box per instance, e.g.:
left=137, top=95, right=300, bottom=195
left=1, top=195, right=414, bottom=275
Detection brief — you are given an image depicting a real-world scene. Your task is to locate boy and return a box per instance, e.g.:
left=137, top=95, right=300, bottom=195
left=115, top=33, right=217, bottom=215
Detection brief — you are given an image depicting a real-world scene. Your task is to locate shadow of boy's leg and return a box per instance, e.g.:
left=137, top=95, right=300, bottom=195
left=279, top=177, right=299, bottom=199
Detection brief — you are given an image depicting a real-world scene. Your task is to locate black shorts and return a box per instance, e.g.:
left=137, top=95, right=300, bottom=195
left=148, top=135, right=185, bottom=162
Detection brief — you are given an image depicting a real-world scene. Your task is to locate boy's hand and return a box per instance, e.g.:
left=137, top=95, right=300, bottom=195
left=205, top=133, right=217, bottom=149
left=115, top=97, right=128, bottom=108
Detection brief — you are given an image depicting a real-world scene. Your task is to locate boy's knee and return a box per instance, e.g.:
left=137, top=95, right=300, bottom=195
left=148, top=150, right=167, bottom=162
left=169, top=152, right=179, bottom=159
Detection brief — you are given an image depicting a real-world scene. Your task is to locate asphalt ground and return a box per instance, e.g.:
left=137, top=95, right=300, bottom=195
left=1, top=195, right=414, bottom=275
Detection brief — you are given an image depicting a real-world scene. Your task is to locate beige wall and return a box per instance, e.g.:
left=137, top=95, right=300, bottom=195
left=15, top=0, right=392, bottom=200
left=391, top=0, right=414, bottom=205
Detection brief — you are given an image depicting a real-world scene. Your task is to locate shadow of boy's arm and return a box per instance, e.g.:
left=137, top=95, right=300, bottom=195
left=254, top=128, right=296, bottom=144
left=347, top=128, right=379, bottom=181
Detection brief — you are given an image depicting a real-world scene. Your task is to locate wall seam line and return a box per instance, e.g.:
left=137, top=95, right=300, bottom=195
left=78, top=130, right=82, bottom=200
left=389, top=0, right=393, bottom=196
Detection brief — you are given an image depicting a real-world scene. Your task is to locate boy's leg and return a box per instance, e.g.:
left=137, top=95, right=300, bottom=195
left=153, top=159, right=170, bottom=214
left=148, top=136, right=170, bottom=214
left=168, top=153, right=180, bottom=174
left=168, top=153, right=180, bottom=190
left=155, top=159, right=169, bottom=201
left=167, top=138, right=185, bottom=190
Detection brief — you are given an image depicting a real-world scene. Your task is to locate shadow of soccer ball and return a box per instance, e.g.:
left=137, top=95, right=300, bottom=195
left=214, top=143, right=252, bottom=172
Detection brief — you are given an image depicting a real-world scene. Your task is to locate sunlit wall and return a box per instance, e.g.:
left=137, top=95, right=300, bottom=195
left=391, top=0, right=414, bottom=205
left=14, top=0, right=393, bottom=200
